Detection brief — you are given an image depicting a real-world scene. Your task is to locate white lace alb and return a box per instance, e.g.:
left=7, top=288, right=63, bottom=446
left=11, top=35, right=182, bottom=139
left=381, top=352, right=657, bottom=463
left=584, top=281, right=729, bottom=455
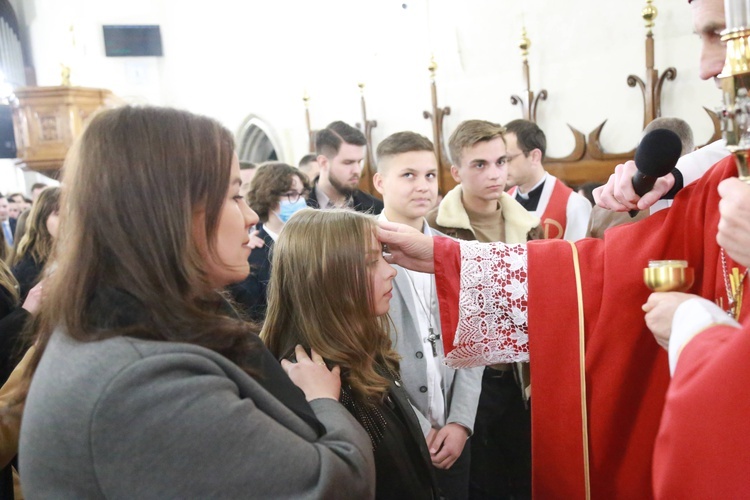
left=444, top=241, right=530, bottom=369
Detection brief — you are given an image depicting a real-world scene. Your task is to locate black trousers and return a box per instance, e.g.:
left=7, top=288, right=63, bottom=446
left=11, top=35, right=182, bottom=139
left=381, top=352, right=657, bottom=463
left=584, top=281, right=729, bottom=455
left=434, top=438, right=471, bottom=500
left=469, top=368, right=531, bottom=500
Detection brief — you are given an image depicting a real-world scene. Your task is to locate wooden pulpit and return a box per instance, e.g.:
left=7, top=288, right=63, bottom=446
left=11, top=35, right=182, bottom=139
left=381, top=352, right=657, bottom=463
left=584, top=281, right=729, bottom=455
left=11, top=86, right=115, bottom=178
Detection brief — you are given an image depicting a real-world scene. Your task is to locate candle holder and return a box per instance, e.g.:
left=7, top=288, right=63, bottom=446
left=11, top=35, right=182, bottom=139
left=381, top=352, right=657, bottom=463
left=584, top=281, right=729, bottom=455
left=717, top=1, right=750, bottom=184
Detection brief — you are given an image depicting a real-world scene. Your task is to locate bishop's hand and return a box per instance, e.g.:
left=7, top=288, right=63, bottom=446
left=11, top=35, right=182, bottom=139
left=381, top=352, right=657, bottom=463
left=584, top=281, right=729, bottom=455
left=718, top=178, right=750, bottom=268
left=377, top=221, right=435, bottom=274
left=642, top=292, right=697, bottom=349
left=594, top=160, right=675, bottom=212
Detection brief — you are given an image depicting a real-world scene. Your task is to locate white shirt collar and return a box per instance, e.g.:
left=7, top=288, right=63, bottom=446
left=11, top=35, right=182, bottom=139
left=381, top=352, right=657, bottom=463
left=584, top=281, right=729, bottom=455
left=516, top=172, right=549, bottom=199
left=378, top=213, right=433, bottom=236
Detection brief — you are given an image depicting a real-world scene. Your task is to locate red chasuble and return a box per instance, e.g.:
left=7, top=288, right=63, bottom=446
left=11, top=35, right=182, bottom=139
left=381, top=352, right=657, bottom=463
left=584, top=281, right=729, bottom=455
left=652, top=320, right=750, bottom=497
left=435, top=155, right=740, bottom=498
left=509, top=179, right=572, bottom=239
left=539, top=179, right=572, bottom=239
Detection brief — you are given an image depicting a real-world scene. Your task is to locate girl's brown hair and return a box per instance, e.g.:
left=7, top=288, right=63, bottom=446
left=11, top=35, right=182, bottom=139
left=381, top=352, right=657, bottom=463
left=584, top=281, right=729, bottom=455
left=0, top=258, right=18, bottom=305
left=12, top=187, right=60, bottom=267
left=262, top=209, right=399, bottom=402
left=27, top=106, right=257, bottom=376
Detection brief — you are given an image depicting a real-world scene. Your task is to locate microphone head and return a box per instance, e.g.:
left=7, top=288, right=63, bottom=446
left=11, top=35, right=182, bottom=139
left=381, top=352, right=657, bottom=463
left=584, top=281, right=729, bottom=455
left=634, top=128, right=683, bottom=178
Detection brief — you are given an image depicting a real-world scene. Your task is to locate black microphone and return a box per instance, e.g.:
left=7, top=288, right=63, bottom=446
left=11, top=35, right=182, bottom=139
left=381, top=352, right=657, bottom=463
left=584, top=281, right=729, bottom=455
left=629, top=128, right=683, bottom=217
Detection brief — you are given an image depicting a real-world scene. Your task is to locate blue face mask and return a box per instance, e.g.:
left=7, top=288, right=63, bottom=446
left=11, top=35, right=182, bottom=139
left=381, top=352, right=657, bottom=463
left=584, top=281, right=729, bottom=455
left=277, top=198, right=307, bottom=223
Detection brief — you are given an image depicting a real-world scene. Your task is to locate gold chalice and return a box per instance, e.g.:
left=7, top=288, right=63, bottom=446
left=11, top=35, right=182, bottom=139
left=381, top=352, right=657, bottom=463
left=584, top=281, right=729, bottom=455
left=643, top=260, right=695, bottom=292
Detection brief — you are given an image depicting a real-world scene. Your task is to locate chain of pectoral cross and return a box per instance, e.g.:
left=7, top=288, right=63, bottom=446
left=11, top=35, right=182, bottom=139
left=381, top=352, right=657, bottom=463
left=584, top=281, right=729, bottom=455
left=403, top=270, right=440, bottom=357
left=720, top=249, right=749, bottom=321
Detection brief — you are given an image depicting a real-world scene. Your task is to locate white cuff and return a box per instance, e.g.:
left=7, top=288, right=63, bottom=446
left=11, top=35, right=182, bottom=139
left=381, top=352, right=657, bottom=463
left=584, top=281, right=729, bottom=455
left=669, top=297, right=741, bottom=375
left=649, top=199, right=672, bottom=215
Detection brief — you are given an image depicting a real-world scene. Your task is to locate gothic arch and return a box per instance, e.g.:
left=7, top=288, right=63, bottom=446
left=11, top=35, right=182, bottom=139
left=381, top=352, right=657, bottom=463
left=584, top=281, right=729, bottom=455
left=236, top=114, right=283, bottom=164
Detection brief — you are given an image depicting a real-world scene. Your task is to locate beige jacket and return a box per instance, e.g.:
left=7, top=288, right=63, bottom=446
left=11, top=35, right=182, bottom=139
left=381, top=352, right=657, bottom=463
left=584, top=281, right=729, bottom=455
left=426, top=185, right=542, bottom=244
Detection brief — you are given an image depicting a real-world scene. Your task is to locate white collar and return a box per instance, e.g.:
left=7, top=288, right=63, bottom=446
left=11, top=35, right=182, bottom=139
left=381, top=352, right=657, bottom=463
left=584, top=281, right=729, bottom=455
left=516, top=172, right=548, bottom=198
left=378, top=212, right=433, bottom=236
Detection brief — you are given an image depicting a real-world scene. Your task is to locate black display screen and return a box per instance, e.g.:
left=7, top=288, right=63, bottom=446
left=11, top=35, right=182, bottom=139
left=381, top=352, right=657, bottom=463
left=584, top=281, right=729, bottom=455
left=103, top=25, right=163, bottom=57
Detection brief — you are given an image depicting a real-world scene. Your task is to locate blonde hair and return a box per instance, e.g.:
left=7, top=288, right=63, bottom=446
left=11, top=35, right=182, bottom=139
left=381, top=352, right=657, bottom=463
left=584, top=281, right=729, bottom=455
left=12, top=187, right=60, bottom=267
left=0, top=259, right=18, bottom=305
left=262, top=209, right=399, bottom=402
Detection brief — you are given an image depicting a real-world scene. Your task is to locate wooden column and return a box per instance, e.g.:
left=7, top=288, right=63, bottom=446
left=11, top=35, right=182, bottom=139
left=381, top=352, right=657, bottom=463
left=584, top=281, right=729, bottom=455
left=303, top=90, right=315, bottom=153
left=510, top=26, right=586, bottom=165
left=510, top=27, right=549, bottom=123
left=356, top=83, right=378, bottom=196
left=422, top=57, right=452, bottom=194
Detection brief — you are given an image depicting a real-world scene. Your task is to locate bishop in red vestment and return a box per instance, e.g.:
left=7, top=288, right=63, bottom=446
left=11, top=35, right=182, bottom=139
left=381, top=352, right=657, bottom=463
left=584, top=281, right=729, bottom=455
left=423, top=155, right=746, bottom=498
left=645, top=175, right=750, bottom=498
left=651, top=317, right=750, bottom=497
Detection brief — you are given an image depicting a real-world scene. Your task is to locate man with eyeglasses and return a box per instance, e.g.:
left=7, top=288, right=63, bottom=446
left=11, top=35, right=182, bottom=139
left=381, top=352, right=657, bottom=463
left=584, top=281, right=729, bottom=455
left=504, top=119, right=592, bottom=241
left=307, top=121, right=383, bottom=214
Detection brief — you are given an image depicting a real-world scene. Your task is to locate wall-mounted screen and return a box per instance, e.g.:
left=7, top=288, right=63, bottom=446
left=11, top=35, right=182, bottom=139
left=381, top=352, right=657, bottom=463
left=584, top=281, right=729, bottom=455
left=103, top=25, right=163, bottom=57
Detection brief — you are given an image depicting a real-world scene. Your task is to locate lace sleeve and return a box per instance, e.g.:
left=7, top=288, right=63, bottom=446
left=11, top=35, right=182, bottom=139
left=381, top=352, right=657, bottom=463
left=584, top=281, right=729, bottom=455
left=444, top=241, right=529, bottom=369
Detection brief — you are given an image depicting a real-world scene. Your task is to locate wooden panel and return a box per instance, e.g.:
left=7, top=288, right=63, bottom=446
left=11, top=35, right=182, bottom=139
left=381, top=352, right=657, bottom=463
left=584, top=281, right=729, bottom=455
left=11, top=86, right=115, bottom=174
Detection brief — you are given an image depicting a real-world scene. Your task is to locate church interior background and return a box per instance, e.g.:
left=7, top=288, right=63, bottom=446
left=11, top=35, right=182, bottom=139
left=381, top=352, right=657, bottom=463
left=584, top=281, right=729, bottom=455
left=0, top=0, right=721, bottom=195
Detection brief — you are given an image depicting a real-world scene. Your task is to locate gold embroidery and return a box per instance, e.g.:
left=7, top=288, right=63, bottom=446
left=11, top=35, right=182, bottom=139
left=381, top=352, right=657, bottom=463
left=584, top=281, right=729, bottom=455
left=567, top=241, right=591, bottom=500
left=543, top=218, right=565, bottom=239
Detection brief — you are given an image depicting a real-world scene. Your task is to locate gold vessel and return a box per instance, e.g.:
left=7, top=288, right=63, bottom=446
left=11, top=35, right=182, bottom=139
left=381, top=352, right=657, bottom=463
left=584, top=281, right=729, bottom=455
left=643, top=260, right=695, bottom=292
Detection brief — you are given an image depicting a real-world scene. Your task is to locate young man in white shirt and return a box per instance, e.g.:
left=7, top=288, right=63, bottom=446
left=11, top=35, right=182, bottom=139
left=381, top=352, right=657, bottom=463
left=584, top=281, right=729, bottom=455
left=373, top=131, right=482, bottom=500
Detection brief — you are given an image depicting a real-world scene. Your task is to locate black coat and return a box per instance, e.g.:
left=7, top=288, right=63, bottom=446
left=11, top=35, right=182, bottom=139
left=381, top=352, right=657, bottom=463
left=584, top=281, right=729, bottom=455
left=306, top=182, right=384, bottom=215
left=273, top=339, right=437, bottom=498
left=11, top=254, right=44, bottom=302
left=0, top=285, right=30, bottom=500
left=340, top=377, right=439, bottom=500
left=0, top=285, right=29, bottom=383
left=227, top=224, right=274, bottom=323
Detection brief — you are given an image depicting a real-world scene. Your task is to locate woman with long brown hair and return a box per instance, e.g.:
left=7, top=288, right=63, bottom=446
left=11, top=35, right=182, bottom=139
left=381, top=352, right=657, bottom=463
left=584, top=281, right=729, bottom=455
left=263, top=209, right=438, bottom=499
left=11, top=187, right=59, bottom=301
left=18, top=106, right=374, bottom=498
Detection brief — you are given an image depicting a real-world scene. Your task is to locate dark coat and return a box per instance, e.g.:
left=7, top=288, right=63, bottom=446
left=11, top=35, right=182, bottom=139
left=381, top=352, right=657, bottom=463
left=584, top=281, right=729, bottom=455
left=11, top=254, right=44, bottom=302
left=0, top=285, right=30, bottom=500
left=0, top=288, right=29, bottom=385
left=227, top=224, right=274, bottom=322
left=307, top=181, right=384, bottom=215
left=367, top=379, right=440, bottom=499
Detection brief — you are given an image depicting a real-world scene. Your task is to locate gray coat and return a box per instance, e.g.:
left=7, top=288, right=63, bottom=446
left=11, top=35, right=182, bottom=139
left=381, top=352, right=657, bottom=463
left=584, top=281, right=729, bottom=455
left=389, top=259, right=483, bottom=436
left=20, top=331, right=375, bottom=499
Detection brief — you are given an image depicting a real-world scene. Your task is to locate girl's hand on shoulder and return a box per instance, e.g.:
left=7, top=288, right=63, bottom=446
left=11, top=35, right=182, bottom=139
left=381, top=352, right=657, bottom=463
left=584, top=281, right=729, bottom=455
left=22, top=280, right=45, bottom=314
left=248, top=229, right=264, bottom=249
left=281, top=345, right=341, bottom=402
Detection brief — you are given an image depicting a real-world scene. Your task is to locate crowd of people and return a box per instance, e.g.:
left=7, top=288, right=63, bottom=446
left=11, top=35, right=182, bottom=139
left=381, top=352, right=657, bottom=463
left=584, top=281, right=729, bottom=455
left=0, top=0, right=745, bottom=498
